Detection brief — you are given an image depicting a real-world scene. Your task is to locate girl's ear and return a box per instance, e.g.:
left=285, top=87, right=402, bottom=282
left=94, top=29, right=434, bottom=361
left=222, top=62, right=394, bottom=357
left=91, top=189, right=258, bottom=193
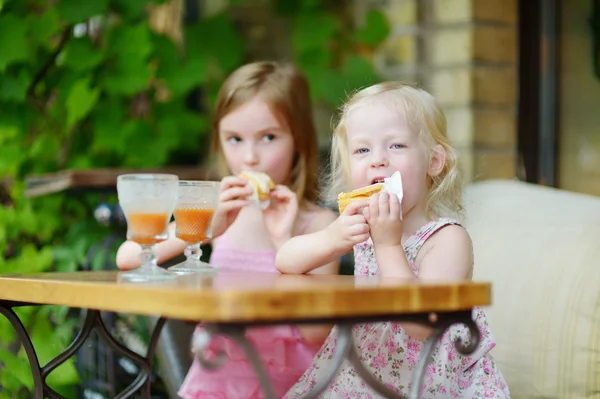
left=428, top=144, right=446, bottom=177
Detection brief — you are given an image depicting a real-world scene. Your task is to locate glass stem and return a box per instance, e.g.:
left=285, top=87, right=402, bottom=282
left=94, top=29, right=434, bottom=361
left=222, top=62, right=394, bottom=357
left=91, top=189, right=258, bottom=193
left=184, top=243, right=202, bottom=262
left=139, top=244, right=158, bottom=269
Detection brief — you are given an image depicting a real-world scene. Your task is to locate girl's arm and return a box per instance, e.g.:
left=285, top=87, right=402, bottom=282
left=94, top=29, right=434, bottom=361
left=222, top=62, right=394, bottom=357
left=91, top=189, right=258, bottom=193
left=115, top=222, right=187, bottom=270
left=416, top=225, right=473, bottom=280
left=299, top=208, right=341, bottom=275
left=276, top=200, right=370, bottom=275
left=275, top=221, right=341, bottom=275
left=378, top=225, right=474, bottom=340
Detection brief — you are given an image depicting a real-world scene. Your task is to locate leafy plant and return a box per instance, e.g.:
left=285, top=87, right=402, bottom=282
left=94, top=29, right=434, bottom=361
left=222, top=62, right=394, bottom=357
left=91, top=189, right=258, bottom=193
left=0, top=0, right=389, bottom=396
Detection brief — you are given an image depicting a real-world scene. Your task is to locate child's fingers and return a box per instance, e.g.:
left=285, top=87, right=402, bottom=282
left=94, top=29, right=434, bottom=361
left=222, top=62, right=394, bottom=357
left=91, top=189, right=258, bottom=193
left=379, top=192, right=390, bottom=216
left=353, top=232, right=370, bottom=244
left=218, top=200, right=249, bottom=212
left=220, top=186, right=253, bottom=202
left=369, top=193, right=380, bottom=219
left=343, top=214, right=367, bottom=226
left=220, top=176, right=249, bottom=190
left=342, top=199, right=369, bottom=216
left=270, top=189, right=294, bottom=201
left=389, top=194, right=401, bottom=220
left=363, top=206, right=371, bottom=222
left=351, top=223, right=370, bottom=235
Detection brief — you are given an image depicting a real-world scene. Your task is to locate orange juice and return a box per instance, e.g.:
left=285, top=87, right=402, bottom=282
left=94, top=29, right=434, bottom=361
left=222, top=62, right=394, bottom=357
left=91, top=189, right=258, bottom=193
left=127, top=212, right=170, bottom=245
left=174, top=208, right=214, bottom=243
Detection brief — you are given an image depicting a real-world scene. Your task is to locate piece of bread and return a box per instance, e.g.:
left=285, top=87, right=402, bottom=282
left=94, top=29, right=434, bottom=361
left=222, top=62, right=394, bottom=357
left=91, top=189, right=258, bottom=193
left=239, top=171, right=275, bottom=201
left=337, top=183, right=384, bottom=214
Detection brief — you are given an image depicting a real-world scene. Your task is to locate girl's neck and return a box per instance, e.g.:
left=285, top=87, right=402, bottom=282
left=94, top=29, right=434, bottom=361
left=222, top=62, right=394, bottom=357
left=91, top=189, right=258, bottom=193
left=401, top=204, right=432, bottom=243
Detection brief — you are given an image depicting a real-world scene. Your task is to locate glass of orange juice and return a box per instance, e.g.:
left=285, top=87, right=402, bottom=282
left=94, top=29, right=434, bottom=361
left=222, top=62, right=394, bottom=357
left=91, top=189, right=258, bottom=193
left=168, top=180, right=220, bottom=274
left=117, top=174, right=178, bottom=282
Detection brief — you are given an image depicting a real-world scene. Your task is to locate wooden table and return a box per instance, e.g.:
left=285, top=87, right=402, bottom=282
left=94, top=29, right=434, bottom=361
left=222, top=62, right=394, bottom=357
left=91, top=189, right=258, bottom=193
left=0, top=271, right=491, bottom=399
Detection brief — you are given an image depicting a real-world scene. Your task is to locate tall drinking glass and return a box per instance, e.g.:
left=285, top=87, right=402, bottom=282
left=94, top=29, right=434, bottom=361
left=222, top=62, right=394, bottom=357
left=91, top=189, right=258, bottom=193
left=117, top=174, right=178, bottom=282
left=168, top=180, right=220, bottom=274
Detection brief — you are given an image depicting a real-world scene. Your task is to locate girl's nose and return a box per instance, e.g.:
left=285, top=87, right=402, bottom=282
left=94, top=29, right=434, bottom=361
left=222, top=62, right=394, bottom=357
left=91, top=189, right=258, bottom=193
left=243, top=143, right=259, bottom=166
left=370, top=151, right=389, bottom=168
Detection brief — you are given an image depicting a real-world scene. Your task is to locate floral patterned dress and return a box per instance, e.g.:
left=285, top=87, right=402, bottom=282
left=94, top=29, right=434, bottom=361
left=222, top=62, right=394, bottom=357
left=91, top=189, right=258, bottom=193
left=285, top=218, right=510, bottom=398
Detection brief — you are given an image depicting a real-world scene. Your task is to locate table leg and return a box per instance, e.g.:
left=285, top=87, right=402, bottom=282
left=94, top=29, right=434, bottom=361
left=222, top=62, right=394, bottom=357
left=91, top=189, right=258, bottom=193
left=194, top=312, right=480, bottom=399
left=0, top=305, right=44, bottom=398
left=0, top=302, right=166, bottom=399
left=344, top=315, right=481, bottom=399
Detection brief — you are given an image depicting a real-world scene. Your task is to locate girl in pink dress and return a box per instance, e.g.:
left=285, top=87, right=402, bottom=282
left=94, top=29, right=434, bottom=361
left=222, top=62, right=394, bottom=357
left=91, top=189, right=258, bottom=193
left=276, top=82, right=510, bottom=398
left=116, top=62, right=339, bottom=398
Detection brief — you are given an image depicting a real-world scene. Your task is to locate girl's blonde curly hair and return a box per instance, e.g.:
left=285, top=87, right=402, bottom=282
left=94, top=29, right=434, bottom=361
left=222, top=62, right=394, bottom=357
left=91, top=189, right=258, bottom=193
left=327, top=82, right=464, bottom=219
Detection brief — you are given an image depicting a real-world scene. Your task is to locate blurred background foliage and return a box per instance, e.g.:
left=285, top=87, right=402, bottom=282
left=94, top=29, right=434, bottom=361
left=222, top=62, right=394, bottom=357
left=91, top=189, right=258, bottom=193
left=0, top=0, right=389, bottom=396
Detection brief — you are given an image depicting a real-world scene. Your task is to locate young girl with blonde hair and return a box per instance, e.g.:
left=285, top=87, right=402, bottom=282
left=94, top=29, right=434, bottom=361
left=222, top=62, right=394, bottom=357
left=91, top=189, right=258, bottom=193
left=116, top=61, right=338, bottom=398
left=276, top=82, right=510, bottom=398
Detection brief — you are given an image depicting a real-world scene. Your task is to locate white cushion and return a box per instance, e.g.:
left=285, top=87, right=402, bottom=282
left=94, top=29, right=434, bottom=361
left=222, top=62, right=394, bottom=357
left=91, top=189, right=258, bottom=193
left=464, top=179, right=600, bottom=398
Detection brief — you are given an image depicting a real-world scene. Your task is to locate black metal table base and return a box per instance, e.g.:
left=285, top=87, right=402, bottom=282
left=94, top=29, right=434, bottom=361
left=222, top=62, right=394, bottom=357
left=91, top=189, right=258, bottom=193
left=0, top=301, right=165, bottom=399
left=0, top=302, right=478, bottom=399
left=193, top=311, right=480, bottom=399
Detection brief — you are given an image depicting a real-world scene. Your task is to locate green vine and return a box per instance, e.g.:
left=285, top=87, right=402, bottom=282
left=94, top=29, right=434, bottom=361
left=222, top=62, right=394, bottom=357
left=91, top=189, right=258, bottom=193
left=0, top=0, right=389, bottom=396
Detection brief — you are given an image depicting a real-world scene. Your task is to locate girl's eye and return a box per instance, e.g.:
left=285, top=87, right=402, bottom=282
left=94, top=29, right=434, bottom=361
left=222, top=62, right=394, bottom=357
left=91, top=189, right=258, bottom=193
left=262, top=134, right=276, bottom=142
left=227, top=136, right=242, bottom=143
left=391, top=144, right=406, bottom=149
left=354, top=148, right=369, bottom=154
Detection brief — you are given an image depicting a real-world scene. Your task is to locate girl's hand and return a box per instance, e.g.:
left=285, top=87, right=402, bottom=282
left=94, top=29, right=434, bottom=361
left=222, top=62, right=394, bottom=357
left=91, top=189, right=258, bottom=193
left=211, top=176, right=253, bottom=238
left=363, top=192, right=402, bottom=248
left=326, top=199, right=370, bottom=254
left=263, top=185, right=299, bottom=243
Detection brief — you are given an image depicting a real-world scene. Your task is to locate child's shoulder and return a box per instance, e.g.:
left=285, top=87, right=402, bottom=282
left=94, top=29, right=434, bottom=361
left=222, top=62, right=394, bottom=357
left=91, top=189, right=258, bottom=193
left=415, top=219, right=473, bottom=279
left=423, top=217, right=471, bottom=246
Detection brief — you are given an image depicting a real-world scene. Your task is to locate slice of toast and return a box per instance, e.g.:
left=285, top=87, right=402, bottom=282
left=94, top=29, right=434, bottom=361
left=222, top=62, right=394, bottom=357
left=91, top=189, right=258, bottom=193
left=239, top=171, right=275, bottom=201
left=337, top=183, right=384, bottom=213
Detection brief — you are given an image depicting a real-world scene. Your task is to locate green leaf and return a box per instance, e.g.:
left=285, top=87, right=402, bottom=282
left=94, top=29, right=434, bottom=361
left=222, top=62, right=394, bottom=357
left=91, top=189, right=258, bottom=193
left=92, top=100, right=126, bottom=152
left=4, top=245, right=53, bottom=273
left=0, top=69, right=31, bottom=102
left=185, top=14, right=244, bottom=72
left=122, top=121, right=168, bottom=167
left=27, top=8, right=61, bottom=46
left=103, top=65, right=152, bottom=95
left=154, top=29, right=206, bottom=96
left=343, top=54, right=379, bottom=91
left=0, top=143, right=26, bottom=176
left=297, top=48, right=331, bottom=72
left=274, top=0, right=313, bottom=15
left=62, top=38, right=105, bottom=71
left=291, top=12, right=339, bottom=54
left=165, top=56, right=207, bottom=96
left=152, top=33, right=180, bottom=76
left=303, top=67, right=346, bottom=106
left=65, top=78, right=100, bottom=128
left=46, top=359, right=80, bottom=390
left=112, top=0, right=153, bottom=20
left=0, top=349, right=32, bottom=392
left=56, top=0, right=109, bottom=24
left=103, top=24, right=153, bottom=95
left=0, top=123, right=19, bottom=145
left=354, top=9, right=391, bottom=46
left=16, top=206, right=37, bottom=235
left=108, top=23, right=153, bottom=66
left=30, top=132, right=61, bottom=160
left=0, top=14, right=29, bottom=71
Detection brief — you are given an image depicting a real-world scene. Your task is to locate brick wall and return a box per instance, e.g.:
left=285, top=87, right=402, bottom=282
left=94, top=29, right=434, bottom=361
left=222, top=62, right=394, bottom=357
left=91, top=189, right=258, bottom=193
left=369, top=0, right=519, bottom=182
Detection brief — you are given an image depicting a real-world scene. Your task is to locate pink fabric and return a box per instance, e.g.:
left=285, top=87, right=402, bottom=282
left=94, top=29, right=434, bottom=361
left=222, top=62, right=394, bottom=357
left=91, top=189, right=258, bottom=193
left=179, top=233, right=319, bottom=399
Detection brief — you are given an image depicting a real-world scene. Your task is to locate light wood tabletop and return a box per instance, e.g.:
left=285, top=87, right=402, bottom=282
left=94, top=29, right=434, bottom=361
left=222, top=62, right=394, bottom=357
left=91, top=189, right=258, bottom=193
left=0, top=271, right=491, bottom=323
